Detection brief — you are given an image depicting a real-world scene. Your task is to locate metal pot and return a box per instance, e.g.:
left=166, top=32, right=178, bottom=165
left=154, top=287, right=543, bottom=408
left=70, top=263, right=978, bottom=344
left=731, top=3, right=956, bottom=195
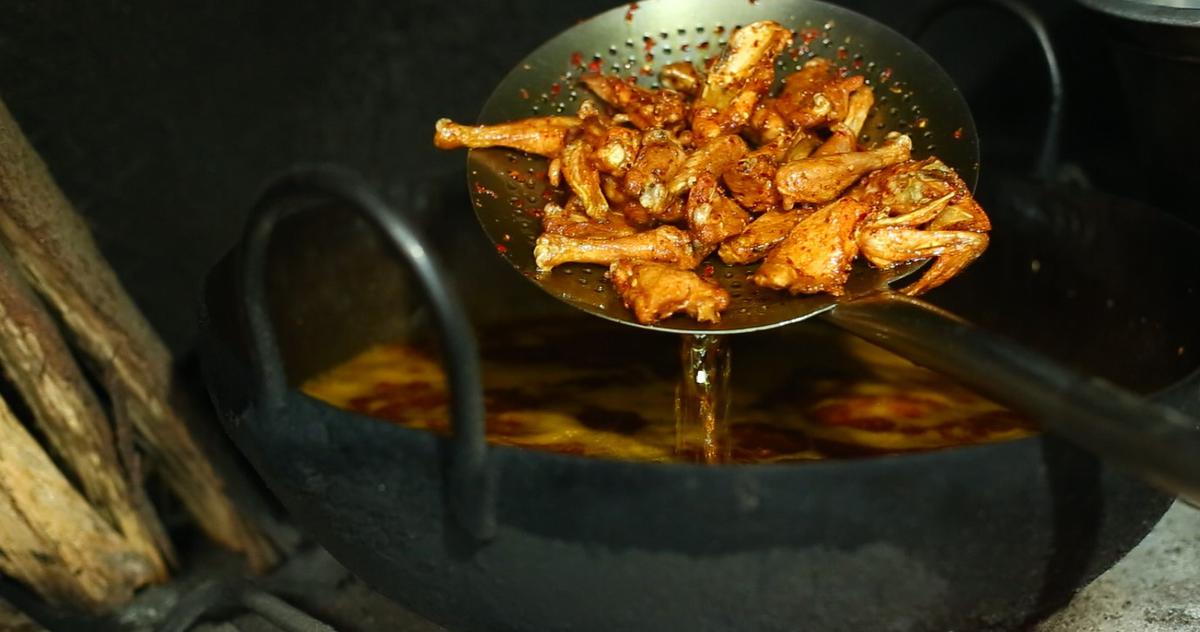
left=198, top=165, right=1200, bottom=632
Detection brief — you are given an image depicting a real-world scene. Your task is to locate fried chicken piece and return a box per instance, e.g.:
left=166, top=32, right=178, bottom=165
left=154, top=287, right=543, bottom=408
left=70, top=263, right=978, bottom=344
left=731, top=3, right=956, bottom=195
left=776, top=134, right=912, bottom=206
left=784, top=131, right=824, bottom=162
left=773, top=59, right=866, bottom=130
left=684, top=173, right=751, bottom=247
left=533, top=225, right=697, bottom=271
left=666, top=134, right=749, bottom=199
left=718, top=210, right=805, bottom=265
left=594, top=125, right=641, bottom=176
left=623, top=129, right=687, bottom=216
left=659, top=62, right=702, bottom=96
left=433, top=116, right=580, bottom=157
left=848, top=157, right=990, bottom=232
left=752, top=197, right=872, bottom=295
left=541, top=200, right=638, bottom=240
left=692, top=21, right=793, bottom=139
left=722, top=145, right=784, bottom=212
left=562, top=140, right=609, bottom=219
left=609, top=261, right=730, bottom=324
left=581, top=74, right=687, bottom=130
left=857, top=226, right=989, bottom=296
left=813, top=87, right=873, bottom=157
left=848, top=159, right=991, bottom=295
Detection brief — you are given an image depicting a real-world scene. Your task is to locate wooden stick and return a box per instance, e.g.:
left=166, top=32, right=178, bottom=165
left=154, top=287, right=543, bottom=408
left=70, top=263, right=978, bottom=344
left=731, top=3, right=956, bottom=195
left=0, top=244, right=173, bottom=578
left=0, top=598, right=46, bottom=632
left=0, top=394, right=154, bottom=612
left=0, top=98, right=276, bottom=571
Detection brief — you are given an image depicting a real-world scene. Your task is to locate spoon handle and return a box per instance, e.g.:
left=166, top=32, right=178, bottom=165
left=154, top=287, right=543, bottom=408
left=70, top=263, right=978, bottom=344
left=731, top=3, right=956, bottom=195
left=824, top=293, right=1200, bottom=505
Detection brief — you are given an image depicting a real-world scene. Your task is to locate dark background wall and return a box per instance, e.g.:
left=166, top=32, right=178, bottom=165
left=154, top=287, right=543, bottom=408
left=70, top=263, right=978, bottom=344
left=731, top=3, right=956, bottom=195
left=0, top=0, right=1136, bottom=353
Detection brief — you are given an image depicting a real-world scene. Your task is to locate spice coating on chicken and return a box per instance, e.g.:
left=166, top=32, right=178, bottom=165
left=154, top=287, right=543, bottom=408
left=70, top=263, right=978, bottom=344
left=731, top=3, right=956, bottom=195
left=609, top=261, right=731, bottom=324
left=776, top=134, right=912, bottom=205
left=753, top=197, right=872, bottom=295
left=718, top=210, right=805, bottom=265
left=533, top=225, right=696, bottom=271
left=433, top=117, right=580, bottom=157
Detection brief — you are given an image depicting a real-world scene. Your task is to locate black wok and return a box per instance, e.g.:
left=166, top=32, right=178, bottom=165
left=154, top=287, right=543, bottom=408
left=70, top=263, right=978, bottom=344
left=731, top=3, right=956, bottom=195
left=199, top=161, right=1200, bottom=631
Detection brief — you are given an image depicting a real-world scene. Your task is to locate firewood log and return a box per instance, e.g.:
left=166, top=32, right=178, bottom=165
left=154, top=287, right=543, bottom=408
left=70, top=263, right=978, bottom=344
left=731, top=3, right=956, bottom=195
left=0, top=98, right=276, bottom=572
left=0, top=394, right=154, bottom=611
left=0, top=244, right=173, bottom=579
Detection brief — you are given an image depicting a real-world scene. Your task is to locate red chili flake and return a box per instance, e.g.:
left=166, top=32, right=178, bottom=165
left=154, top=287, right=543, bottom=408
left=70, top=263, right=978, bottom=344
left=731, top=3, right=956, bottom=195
left=495, top=244, right=509, bottom=254
left=570, top=51, right=583, bottom=66
left=799, top=28, right=820, bottom=44
left=852, top=57, right=864, bottom=70
left=506, top=169, right=522, bottom=180
left=879, top=67, right=893, bottom=82
left=518, top=88, right=530, bottom=99
left=698, top=41, right=710, bottom=50
left=587, top=58, right=603, bottom=73
left=643, top=36, right=656, bottom=52
left=789, top=47, right=801, bottom=60
left=625, top=2, right=639, bottom=22
left=550, top=83, right=562, bottom=96
left=837, top=65, right=850, bottom=78
left=952, top=127, right=965, bottom=140
left=836, top=46, right=848, bottom=60
left=703, top=265, right=715, bottom=277
left=645, top=52, right=654, bottom=63
left=473, top=183, right=498, bottom=198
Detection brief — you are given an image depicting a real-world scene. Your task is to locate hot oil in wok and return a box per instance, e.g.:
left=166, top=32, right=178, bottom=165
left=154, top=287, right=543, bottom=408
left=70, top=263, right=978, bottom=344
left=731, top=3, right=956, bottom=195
left=302, top=319, right=1034, bottom=463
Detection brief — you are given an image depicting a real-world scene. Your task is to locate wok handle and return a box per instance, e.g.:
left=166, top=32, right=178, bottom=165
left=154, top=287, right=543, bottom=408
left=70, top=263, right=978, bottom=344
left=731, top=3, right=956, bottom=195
left=239, top=166, right=495, bottom=540
left=825, top=293, right=1200, bottom=506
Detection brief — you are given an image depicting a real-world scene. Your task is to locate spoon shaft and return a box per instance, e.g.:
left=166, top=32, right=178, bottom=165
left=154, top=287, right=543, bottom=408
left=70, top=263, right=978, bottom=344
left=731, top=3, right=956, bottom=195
left=825, top=293, right=1200, bottom=505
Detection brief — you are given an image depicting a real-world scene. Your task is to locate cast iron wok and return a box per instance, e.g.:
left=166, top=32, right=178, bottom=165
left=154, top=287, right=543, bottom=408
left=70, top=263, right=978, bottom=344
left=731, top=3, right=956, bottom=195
left=199, top=163, right=1200, bottom=631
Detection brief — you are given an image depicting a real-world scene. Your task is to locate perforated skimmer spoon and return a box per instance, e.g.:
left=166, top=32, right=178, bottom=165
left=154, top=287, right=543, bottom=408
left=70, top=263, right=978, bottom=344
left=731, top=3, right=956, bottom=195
left=463, top=0, right=1200, bottom=500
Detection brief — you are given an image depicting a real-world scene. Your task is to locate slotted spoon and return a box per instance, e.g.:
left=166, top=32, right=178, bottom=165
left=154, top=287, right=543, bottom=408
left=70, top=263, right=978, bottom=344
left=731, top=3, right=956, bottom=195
left=462, top=0, right=1200, bottom=502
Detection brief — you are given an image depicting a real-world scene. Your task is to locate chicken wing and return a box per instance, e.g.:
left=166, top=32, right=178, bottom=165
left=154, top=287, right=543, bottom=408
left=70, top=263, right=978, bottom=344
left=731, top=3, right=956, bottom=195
left=659, top=62, right=702, bottom=96
left=685, top=173, right=751, bottom=247
left=857, top=226, right=989, bottom=296
left=533, top=225, right=697, bottom=271
left=581, top=74, right=688, bottom=131
left=434, top=116, right=580, bottom=157
left=609, top=260, right=731, bottom=324
left=752, top=197, right=871, bottom=295
left=692, top=21, right=793, bottom=139
left=542, top=199, right=638, bottom=240
left=721, top=139, right=790, bottom=212
left=775, top=134, right=912, bottom=205
left=666, top=134, right=748, bottom=199
left=594, top=125, right=641, bottom=176
left=562, top=140, right=609, bottom=219
left=848, top=157, right=990, bottom=231
left=812, top=87, right=875, bottom=157
left=623, top=128, right=687, bottom=216
left=772, top=58, right=866, bottom=130
left=718, top=209, right=805, bottom=265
